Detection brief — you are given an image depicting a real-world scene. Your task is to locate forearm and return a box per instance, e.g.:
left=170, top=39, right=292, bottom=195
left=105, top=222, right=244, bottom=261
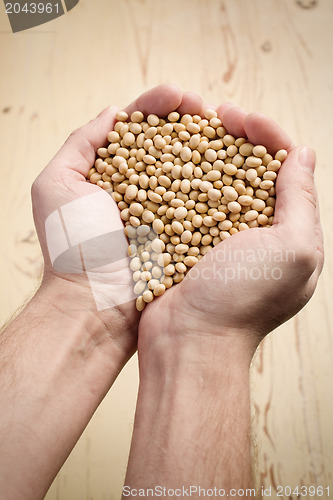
left=124, top=333, right=255, bottom=498
left=0, top=278, right=132, bottom=500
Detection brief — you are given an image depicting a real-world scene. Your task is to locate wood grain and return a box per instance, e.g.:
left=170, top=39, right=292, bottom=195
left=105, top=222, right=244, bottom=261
left=0, top=0, right=332, bottom=498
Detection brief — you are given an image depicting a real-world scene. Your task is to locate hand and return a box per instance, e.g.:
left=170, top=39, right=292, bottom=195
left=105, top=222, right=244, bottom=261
left=31, top=84, right=193, bottom=360
left=138, top=102, right=324, bottom=357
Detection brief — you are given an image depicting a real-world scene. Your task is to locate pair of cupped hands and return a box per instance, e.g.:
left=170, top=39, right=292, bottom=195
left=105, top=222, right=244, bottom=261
left=32, top=84, right=324, bottom=366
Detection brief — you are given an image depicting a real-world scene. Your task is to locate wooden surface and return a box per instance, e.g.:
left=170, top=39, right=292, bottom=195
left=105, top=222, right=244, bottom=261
left=0, top=0, right=332, bottom=498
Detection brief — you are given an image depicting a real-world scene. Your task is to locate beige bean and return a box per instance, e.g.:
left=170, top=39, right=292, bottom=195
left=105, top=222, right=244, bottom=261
left=126, top=185, right=138, bottom=200
left=258, top=214, right=269, bottom=225
left=195, top=202, right=209, bottom=214
left=228, top=201, right=242, bottom=213
left=131, top=111, right=144, bottom=123
left=175, top=244, right=189, bottom=254
left=136, top=296, right=146, bottom=312
left=223, top=186, right=238, bottom=201
left=275, top=149, right=287, bottom=162
left=239, top=142, right=254, bottom=156
left=154, top=283, right=167, bottom=296
left=148, top=191, right=163, bottom=204
left=164, top=264, right=176, bottom=276
left=260, top=180, right=274, bottom=190
left=134, top=280, right=147, bottom=295
left=183, top=256, right=198, bottom=267
left=180, top=230, right=193, bottom=244
left=174, top=206, right=188, bottom=220
left=245, top=156, right=262, bottom=168
left=267, top=160, right=281, bottom=172
left=171, top=220, right=184, bottom=235
left=179, top=147, right=192, bottom=162
left=207, top=188, right=222, bottom=201
left=244, top=210, right=259, bottom=222
left=251, top=198, right=266, bottom=211
left=129, top=203, right=144, bottom=216
left=153, top=219, right=165, bottom=234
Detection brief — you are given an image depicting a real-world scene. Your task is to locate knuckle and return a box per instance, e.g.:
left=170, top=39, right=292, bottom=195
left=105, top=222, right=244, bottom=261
left=31, top=174, right=43, bottom=200
left=299, top=180, right=317, bottom=211
left=294, top=245, right=318, bottom=278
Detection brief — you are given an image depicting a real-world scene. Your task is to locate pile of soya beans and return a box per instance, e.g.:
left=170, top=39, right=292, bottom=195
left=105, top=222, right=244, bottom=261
left=88, top=109, right=287, bottom=311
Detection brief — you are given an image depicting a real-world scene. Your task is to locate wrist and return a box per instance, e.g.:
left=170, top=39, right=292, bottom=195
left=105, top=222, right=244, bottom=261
left=126, top=327, right=254, bottom=492
left=138, top=323, right=256, bottom=381
left=37, top=274, right=137, bottom=370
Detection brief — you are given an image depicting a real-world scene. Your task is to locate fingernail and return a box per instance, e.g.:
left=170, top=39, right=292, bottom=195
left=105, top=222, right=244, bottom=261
left=298, top=146, right=316, bottom=173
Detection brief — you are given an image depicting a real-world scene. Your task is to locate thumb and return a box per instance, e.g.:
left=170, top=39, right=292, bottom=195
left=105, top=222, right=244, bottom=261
left=273, top=145, right=317, bottom=243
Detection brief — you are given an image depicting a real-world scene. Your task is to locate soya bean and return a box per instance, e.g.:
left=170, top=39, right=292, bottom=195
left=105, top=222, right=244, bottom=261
left=251, top=198, right=266, bottom=211
left=152, top=219, right=164, bottom=234
left=142, top=290, right=154, bottom=303
left=175, top=243, right=189, bottom=254
left=228, top=201, right=242, bottom=213
left=131, top=111, right=144, bottom=123
left=260, top=180, right=274, bottom=190
left=134, top=280, right=147, bottom=295
left=238, top=195, right=253, bottom=206
left=174, top=206, right=188, bottom=220
left=136, top=296, right=146, bottom=312
left=252, top=145, right=267, bottom=158
left=207, top=188, right=222, bottom=201
left=195, top=202, right=209, bottom=214
left=91, top=111, right=286, bottom=310
left=245, top=169, right=257, bottom=182
left=212, top=211, right=226, bottom=222
left=244, top=210, right=259, bottom=222
left=267, top=160, right=281, bottom=172
left=239, top=142, right=254, bottom=156
left=171, top=220, right=184, bottom=235
left=129, top=203, right=144, bottom=216
left=275, top=149, right=288, bottom=162
left=164, top=264, right=176, bottom=276
left=181, top=230, right=193, bottom=244
left=223, top=186, right=238, bottom=201
left=183, top=256, right=198, bottom=267
left=258, top=214, right=269, bottom=225
left=150, top=238, right=165, bottom=253
left=153, top=283, right=166, bottom=296
left=223, top=163, right=238, bottom=176
left=125, top=184, right=138, bottom=200
left=245, top=156, right=262, bottom=168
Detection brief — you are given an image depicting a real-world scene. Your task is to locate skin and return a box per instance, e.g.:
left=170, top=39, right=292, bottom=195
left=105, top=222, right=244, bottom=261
left=0, top=84, right=324, bottom=500
left=122, top=91, right=324, bottom=497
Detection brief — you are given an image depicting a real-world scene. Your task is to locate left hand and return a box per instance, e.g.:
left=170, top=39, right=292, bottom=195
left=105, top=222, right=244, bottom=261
left=31, top=84, right=191, bottom=360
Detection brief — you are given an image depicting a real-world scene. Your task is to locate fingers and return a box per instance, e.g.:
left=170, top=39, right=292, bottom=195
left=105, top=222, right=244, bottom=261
left=176, top=91, right=203, bottom=116
left=216, top=103, right=247, bottom=138
left=124, top=84, right=183, bottom=117
left=244, top=112, right=293, bottom=155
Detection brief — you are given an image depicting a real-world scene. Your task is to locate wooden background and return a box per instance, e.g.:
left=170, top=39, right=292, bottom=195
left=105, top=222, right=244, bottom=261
left=0, top=0, right=332, bottom=498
